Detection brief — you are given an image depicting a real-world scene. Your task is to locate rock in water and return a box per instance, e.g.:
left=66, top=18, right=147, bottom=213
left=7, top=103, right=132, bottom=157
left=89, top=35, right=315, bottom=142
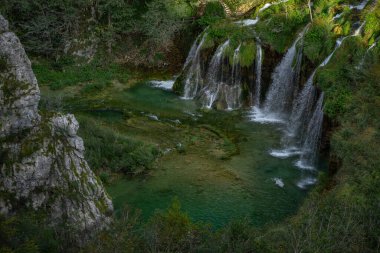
left=0, top=14, right=112, bottom=241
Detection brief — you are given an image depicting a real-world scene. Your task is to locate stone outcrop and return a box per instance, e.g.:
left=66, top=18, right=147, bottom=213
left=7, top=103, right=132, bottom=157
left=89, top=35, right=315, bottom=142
left=0, top=14, right=112, bottom=237
left=0, top=14, right=40, bottom=137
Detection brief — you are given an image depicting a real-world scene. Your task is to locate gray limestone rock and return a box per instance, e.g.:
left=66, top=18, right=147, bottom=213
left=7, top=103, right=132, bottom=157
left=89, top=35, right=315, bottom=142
left=0, top=17, right=40, bottom=137
left=0, top=14, right=113, bottom=240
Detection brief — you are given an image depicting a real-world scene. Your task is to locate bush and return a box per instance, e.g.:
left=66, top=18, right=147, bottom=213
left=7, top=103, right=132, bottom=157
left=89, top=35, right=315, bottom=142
left=257, top=9, right=308, bottom=53
left=144, top=198, right=210, bottom=252
left=197, top=1, right=225, bottom=27
left=304, top=19, right=336, bottom=64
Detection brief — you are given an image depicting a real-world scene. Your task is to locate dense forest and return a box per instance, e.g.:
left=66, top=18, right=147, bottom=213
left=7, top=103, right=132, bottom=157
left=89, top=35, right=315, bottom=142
left=0, top=0, right=379, bottom=252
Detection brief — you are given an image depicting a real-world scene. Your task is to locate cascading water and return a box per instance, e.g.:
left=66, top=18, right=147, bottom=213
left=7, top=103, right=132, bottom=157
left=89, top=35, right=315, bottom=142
left=201, top=40, right=230, bottom=108
left=183, top=33, right=208, bottom=99
left=286, top=72, right=317, bottom=142
left=350, top=0, right=370, bottom=10
left=224, top=44, right=242, bottom=110
left=274, top=21, right=367, bottom=169
left=261, top=26, right=307, bottom=117
left=254, top=44, right=263, bottom=106
left=183, top=37, right=199, bottom=69
left=358, top=40, right=378, bottom=68
left=296, top=93, right=324, bottom=169
left=235, top=0, right=290, bottom=26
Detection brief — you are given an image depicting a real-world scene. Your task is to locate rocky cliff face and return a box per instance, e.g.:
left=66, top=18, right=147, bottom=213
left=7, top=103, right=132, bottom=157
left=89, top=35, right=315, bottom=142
left=0, top=14, right=112, bottom=237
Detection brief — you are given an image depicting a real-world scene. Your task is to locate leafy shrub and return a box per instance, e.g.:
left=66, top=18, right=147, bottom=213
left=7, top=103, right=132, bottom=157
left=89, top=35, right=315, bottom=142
left=144, top=198, right=210, bottom=252
left=364, top=2, right=380, bottom=45
left=303, top=19, right=336, bottom=64
left=197, top=1, right=225, bottom=27
left=257, top=9, right=308, bottom=53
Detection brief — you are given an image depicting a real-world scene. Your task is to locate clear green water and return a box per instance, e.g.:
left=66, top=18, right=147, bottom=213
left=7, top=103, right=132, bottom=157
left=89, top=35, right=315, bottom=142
left=106, top=83, right=323, bottom=228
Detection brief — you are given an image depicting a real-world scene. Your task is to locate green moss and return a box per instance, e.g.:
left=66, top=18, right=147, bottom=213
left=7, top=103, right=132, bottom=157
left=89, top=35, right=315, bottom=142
left=342, top=21, right=351, bottom=35
left=363, top=2, right=380, bottom=44
left=303, top=19, right=336, bottom=64
left=202, top=33, right=216, bottom=49
left=256, top=11, right=308, bottom=53
left=239, top=41, right=256, bottom=67
left=197, top=1, right=225, bottom=27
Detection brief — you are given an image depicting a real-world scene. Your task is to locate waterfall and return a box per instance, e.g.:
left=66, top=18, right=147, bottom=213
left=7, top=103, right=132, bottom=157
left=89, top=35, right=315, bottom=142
left=183, top=33, right=208, bottom=99
left=296, top=93, right=324, bottom=169
left=254, top=44, right=263, bottom=106
left=286, top=72, right=317, bottom=141
left=321, top=22, right=364, bottom=68
left=269, top=24, right=365, bottom=168
left=262, top=27, right=307, bottom=116
left=350, top=0, right=370, bottom=10
left=358, top=40, right=378, bottom=68
left=201, top=40, right=230, bottom=108
left=224, top=44, right=242, bottom=110
left=235, top=0, right=290, bottom=26
left=183, top=37, right=199, bottom=69
left=280, top=30, right=359, bottom=167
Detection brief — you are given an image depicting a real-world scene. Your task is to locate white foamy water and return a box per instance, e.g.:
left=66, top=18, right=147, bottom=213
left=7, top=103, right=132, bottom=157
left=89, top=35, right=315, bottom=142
left=297, top=177, right=317, bottom=189
left=270, top=147, right=303, bottom=158
left=147, top=114, right=159, bottom=121
left=350, top=0, right=369, bottom=10
left=235, top=18, right=259, bottom=26
left=151, top=80, right=175, bottom=90
left=272, top=177, right=285, bottom=188
left=234, top=0, right=289, bottom=27
left=294, top=160, right=316, bottom=170
left=333, top=12, right=343, bottom=20
left=248, top=107, right=285, bottom=124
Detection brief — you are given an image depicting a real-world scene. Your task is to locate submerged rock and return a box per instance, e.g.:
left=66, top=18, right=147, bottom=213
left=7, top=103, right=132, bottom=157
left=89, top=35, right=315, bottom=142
left=0, top=14, right=112, bottom=240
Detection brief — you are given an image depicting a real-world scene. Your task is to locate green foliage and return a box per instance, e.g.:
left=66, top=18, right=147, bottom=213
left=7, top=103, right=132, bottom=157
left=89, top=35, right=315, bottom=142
left=82, top=207, right=143, bottom=253
left=203, top=21, right=255, bottom=50
left=239, top=40, right=256, bottom=67
left=0, top=0, right=196, bottom=57
left=261, top=30, right=380, bottom=253
left=224, top=0, right=266, bottom=12
left=0, top=0, right=89, bottom=56
left=256, top=6, right=308, bottom=53
left=313, top=0, right=342, bottom=19
left=197, top=1, right=225, bottom=27
left=304, top=19, right=336, bottom=64
left=363, top=1, right=380, bottom=45
left=141, top=0, right=191, bottom=48
left=0, top=212, right=60, bottom=253
left=144, top=198, right=210, bottom=252
left=33, top=58, right=128, bottom=90
left=316, top=37, right=365, bottom=118
left=77, top=116, right=159, bottom=174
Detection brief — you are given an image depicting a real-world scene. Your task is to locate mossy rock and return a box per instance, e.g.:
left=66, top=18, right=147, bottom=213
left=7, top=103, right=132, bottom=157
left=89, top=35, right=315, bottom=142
left=239, top=40, right=256, bottom=67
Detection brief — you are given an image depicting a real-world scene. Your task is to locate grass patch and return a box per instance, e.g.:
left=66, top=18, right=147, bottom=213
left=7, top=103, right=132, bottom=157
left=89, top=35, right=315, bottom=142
left=33, top=57, right=129, bottom=90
